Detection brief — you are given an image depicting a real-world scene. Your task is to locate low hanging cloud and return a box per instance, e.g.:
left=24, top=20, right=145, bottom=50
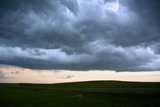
left=56, top=75, right=75, bottom=79
left=0, top=70, right=6, bottom=79
left=0, top=0, right=160, bottom=71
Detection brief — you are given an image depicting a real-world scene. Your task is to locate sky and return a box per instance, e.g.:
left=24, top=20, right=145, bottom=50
left=0, top=0, right=160, bottom=71
left=0, top=66, right=160, bottom=83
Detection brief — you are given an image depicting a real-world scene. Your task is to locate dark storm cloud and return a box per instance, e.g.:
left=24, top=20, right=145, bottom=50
left=0, top=0, right=160, bottom=71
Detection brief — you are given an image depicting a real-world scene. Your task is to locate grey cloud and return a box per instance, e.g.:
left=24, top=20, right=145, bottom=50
left=56, top=75, right=75, bottom=79
left=11, top=71, right=20, bottom=74
left=59, top=0, right=79, bottom=15
left=0, top=70, right=6, bottom=79
left=0, top=0, right=160, bottom=71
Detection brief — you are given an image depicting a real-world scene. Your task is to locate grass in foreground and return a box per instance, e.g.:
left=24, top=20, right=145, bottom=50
left=0, top=81, right=160, bottom=107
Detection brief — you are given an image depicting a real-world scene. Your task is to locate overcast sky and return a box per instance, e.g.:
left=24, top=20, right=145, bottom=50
left=0, top=0, right=160, bottom=71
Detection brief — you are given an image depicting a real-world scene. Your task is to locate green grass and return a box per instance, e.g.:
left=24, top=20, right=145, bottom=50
left=0, top=81, right=160, bottom=107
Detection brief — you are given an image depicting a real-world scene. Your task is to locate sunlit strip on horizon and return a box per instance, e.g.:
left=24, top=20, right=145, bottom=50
left=0, top=65, right=160, bottom=83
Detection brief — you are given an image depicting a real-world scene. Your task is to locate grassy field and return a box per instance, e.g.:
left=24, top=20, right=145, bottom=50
left=0, top=81, right=160, bottom=107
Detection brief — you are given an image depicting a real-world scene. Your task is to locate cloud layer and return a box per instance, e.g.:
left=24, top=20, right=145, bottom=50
left=0, top=0, right=160, bottom=71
